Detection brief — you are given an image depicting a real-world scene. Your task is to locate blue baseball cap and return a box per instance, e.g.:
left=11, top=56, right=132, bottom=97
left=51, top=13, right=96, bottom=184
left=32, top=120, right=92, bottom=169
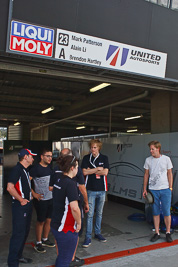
left=18, top=148, right=37, bottom=158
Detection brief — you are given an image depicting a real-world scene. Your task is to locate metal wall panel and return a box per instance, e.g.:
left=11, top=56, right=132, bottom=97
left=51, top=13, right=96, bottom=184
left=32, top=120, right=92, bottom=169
left=0, top=0, right=9, bottom=51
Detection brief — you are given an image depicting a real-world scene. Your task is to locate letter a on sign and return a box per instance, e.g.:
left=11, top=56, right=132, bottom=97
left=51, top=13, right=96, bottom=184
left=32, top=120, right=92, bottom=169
left=59, top=48, right=65, bottom=59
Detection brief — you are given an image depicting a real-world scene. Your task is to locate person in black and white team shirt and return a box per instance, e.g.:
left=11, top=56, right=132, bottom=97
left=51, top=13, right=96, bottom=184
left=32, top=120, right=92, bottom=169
left=82, top=139, right=109, bottom=248
left=51, top=155, right=81, bottom=267
left=143, top=140, right=173, bottom=243
left=30, top=148, right=55, bottom=253
left=7, top=148, right=37, bottom=266
left=49, top=148, right=88, bottom=266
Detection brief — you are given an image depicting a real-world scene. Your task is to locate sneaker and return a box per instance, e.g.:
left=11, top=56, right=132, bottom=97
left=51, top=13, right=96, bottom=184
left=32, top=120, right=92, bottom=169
left=19, top=257, right=33, bottom=264
left=82, top=238, right=91, bottom=248
left=34, top=243, right=46, bottom=253
left=166, top=233, right=173, bottom=243
left=95, top=234, right=107, bottom=242
left=69, top=256, right=85, bottom=266
left=42, top=239, right=55, bottom=247
left=150, top=233, right=160, bottom=242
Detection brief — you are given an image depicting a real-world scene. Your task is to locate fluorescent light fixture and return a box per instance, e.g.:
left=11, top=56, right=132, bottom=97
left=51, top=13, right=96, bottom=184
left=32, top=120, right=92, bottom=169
left=76, top=126, right=86, bottom=130
left=41, top=106, right=54, bottom=114
left=127, top=129, right=138, bottom=133
left=14, top=122, right=20, bottom=126
left=125, top=115, right=143, bottom=121
left=90, top=83, right=111, bottom=93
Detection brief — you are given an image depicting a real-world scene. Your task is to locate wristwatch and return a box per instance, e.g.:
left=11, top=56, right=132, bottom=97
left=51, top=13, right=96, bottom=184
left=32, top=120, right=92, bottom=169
left=170, top=187, right=173, bottom=191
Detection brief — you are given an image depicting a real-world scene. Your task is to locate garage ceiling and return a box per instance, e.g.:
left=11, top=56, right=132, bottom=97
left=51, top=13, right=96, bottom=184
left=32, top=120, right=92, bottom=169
left=0, top=53, right=178, bottom=137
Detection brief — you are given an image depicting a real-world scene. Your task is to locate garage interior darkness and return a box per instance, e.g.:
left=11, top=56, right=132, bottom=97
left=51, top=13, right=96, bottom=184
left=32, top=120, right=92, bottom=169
left=1, top=54, right=178, bottom=140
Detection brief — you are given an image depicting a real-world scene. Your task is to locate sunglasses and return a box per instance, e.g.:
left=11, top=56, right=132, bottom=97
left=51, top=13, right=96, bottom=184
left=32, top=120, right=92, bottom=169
left=43, top=155, right=52, bottom=158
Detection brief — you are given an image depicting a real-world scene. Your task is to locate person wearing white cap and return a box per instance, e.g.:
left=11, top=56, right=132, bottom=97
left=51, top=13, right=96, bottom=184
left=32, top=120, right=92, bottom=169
left=7, top=148, right=37, bottom=267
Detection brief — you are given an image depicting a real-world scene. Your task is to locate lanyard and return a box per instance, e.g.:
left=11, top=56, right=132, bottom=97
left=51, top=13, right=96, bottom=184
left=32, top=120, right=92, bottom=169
left=89, top=153, right=100, bottom=168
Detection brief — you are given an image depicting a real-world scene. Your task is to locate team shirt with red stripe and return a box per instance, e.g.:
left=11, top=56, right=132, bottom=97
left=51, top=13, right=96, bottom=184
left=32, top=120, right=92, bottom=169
left=81, top=153, right=109, bottom=191
left=8, top=162, right=32, bottom=201
left=49, top=165, right=85, bottom=202
left=51, top=173, right=79, bottom=233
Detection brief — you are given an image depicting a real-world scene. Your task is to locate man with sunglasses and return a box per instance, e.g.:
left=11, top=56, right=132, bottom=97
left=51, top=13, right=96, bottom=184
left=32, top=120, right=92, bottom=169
left=30, top=148, right=55, bottom=253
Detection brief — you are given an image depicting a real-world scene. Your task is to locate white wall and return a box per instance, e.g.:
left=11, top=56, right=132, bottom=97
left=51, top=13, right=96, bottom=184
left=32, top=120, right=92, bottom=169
left=101, top=133, right=178, bottom=204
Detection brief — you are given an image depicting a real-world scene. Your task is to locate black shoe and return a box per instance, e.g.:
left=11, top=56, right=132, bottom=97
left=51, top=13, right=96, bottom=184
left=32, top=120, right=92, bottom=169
left=19, top=257, right=33, bottom=264
left=166, top=233, right=173, bottom=243
left=69, top=256, right=85, bottom=266
left=82, top=238, right=91, bottom=248
left=34, top=243, right=46, bottom=253
left=42, top=239, right=55, bottom=247
left=150, top=233, right=160, bottom=242
left=95, top=234, right=107, bottom=242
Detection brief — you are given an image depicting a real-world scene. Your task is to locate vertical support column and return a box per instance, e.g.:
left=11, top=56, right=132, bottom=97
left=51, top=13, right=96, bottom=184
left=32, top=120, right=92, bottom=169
left=109, top=107, right=112, bottom=137
left=151, top=91, right=178, bottom=134
left=30, top=125, right=49, bottom=140
left=151, top=91, right=171, bottom=134
left=170, top=92, right=178, bottom=132
left=22, top=123, right=31, bottom=140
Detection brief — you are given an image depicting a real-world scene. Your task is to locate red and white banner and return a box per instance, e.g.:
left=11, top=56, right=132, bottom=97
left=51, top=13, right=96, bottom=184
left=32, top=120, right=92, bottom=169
left=9, top=21, right=54, bottom=57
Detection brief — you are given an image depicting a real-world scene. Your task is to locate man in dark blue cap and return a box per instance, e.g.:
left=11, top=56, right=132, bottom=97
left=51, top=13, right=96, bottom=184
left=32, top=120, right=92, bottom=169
left=7, top=148, right=37, bottom=267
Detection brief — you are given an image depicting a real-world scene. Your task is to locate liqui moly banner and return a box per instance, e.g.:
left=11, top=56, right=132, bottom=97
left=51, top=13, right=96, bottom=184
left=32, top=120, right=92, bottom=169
left=55, top=29, right=167, bottom=78
left=9, top=21, right=54, bottom=57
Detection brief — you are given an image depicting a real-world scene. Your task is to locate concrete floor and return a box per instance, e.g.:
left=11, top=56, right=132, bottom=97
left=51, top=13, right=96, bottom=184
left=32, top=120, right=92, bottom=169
left=1, top=166, right=178, bottom=267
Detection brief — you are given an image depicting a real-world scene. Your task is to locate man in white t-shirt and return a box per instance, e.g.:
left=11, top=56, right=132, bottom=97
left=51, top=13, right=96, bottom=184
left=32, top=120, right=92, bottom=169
left=143, top=140, right=173, bottom=243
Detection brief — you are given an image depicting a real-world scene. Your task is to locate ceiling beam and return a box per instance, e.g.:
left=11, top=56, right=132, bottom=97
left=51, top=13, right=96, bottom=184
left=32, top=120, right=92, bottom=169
left=0, top=95, right=71, bottom=106
left=0, top=113, right=54, bottom=122
left=0, top=85, right=81, bottom=100
left=0, top=61, right=178, bottom=92
left=31, top=90, right=149, bottom=131
left=50, top=88, right=144, bottom=118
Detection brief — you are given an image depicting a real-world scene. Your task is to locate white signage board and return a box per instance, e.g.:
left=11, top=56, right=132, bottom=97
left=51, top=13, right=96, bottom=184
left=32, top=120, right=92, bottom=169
left=55, top=29, right=167, bottom=78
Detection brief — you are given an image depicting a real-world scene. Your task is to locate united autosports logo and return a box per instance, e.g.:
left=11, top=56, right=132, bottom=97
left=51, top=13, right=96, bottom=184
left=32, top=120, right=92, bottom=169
left=106, top=45, right=129, bottom=67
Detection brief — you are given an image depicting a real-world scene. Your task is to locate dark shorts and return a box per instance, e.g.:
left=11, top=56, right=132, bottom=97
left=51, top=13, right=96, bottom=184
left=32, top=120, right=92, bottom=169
left=33, top=198, right=53, bottom=222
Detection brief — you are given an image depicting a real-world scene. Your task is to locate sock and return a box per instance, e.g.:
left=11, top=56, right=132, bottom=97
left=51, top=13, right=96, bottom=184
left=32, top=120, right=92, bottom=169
left=42, top=238, right=48, bottom=241
left=36, top=241, right=42, bottom=245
